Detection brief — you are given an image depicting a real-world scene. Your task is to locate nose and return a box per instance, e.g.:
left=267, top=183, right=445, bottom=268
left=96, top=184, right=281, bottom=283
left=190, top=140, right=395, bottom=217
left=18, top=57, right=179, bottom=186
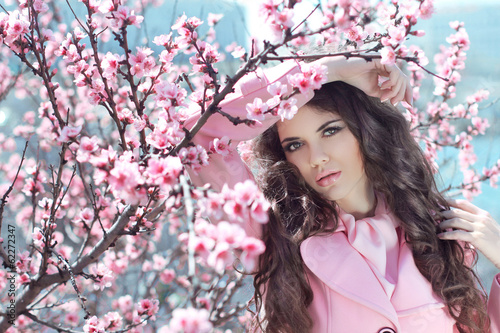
left=309, top=144, right=329, bottom=167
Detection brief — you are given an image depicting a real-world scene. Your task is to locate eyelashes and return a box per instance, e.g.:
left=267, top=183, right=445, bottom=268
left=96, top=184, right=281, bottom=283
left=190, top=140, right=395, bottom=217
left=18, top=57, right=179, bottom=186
left=282, top=126, right=345, bottom=153
left=322, top=125, right=343, bottom=137
left=284, top=141, right=302, bottom=152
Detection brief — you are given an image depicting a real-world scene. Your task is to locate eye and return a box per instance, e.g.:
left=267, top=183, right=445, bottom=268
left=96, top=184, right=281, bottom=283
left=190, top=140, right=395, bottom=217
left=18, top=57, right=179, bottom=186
left=284, top=141, right=302, bottom=152
left=323, top=126, right=343, bottom=137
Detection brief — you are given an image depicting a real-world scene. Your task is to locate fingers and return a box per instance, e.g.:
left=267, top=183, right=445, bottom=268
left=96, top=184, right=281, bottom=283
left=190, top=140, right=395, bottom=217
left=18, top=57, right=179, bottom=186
left=376, top=62, right=410, bottom=106
left=448, top=198, right=486, bottom=215
left=439, top=200, right=500, bottom=270
left=437, top=202, right=491, bottom=242
left=379, top=75, right=408, bottom=106
left=441, top=207, right=476, bottom=222
left=438, top=217, right=475, bottom=232
left=437, top=229, right=476, bottom=243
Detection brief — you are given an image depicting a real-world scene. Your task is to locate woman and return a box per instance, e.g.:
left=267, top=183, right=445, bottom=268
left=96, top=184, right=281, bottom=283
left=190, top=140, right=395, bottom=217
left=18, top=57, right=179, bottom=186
left=186, top=57, right=500, bottom=332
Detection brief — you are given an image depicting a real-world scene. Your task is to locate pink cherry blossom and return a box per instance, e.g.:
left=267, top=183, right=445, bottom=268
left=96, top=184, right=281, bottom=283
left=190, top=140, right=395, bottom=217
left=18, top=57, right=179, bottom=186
left=250, top=199, right=271, bottom=224
left=259, top=0, right=283, bottom=20
left=32, top=227, right=45, bottom=249
left=381, top=46, right=396, bottom=65
left=98, top=0, right=114, bottom=14
left=199, top=192, right=225, bottom=220
left=386, top=25, right=406, bottom=46
left=449, top=20, right=464, bottom=30
left=33, top=0, right=49, bottom=13
left=277, top=98, right=298, bottom=121
left=246, top=97, right=268, bottom=121
left=89, top=263, right=115, bottom=291
left=101, top=52, right=124, bottom=80
left=446, top=28, right=470, bottom=51
left=77, top=136, right=99, bottom=162
left=154, top=80, right=187, bottom=109
left=145, top=156, right=183, bottom=190
left=267, top=81, right=288, bottom=97
left=240, top=237, right=266, bottom=271
left=15, top=251, right=32, bottom=273
left=79, top=207, right=95, bottom=224
left=178, top=145, right=209, bottom=172
left=226, top=42, right=246, bottom=59
left=129, top=47, right=155, bottom=78
left=18, top=273, right=31, bottom=285
left=419, top=0, right=434, bottom=19
left=207, top=241, right=234, bottom=272
left=136, top=298, right=160, bottom=318
left=466, top=89, right=490, bottom=104
left=83, top=316, right=105, bottom=333
left=223, top=199, right=248, bottom=223
left=471, top=117, right=489, bottom=135
left=58, top=125, right=82, bottom=142
left=209, top=136, right=232, bottom=156
left=160, top=268, right=176, bottom=284
left=102, top=311, right=123, bottom=330
left=168, top=308, right=213, bottom=333
left=215, top=221, right=246, bottom=247
left=207, top=13, right=224, bottom=26
left=6, top=11, right=29, bottom=40
left=108, top=159, right=146, bottom=204
left=273, top=7, right=294, bottom=28
left=288, top=63, right=327, bottom=95
left=108, top=5, right=144, bottom=31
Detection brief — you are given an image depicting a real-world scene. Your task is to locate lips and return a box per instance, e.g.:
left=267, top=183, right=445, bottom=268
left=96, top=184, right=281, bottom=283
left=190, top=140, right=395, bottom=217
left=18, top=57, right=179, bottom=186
left=315, top=171, right=341, bottom=187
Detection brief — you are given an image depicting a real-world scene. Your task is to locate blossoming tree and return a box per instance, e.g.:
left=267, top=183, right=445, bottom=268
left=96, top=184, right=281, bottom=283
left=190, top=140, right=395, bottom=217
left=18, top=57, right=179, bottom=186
left=0, top=0, right=498, bottom=332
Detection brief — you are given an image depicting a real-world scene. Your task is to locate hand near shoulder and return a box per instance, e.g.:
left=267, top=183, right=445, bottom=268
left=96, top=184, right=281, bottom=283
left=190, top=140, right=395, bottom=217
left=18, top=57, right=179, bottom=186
left=438, top=199, right=500, bottom=270
left=313, top=56, right=412, bottom=107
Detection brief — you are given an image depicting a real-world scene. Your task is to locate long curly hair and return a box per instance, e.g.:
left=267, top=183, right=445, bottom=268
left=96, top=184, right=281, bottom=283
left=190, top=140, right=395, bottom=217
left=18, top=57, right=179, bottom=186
left=250, top=81, right=489, bottom=333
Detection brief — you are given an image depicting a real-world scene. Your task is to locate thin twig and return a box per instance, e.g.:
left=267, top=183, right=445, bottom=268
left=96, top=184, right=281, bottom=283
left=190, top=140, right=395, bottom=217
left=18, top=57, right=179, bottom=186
left=479, top=97, right=500, bottom=110
left=0, top=141, right=29, bottom=234
left=27, top=283, right=61, bottom=311
left=53, top=251, right=91, bottom=318
left=182, top=73, right=196, bottom=93
left=291, top=4, right=320, bottom=34
left=180, top=175, right=196, bottom=278
left=64, top=0, right=90, bottom=34
left=23, top=312, right=82, bottom=333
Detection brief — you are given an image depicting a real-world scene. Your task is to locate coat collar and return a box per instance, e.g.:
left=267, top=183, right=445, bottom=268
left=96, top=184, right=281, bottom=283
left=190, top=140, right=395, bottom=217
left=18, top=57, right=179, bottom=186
left=301, top=231, right=401, bottom=330
left=300, top=220, right=446, bottom=330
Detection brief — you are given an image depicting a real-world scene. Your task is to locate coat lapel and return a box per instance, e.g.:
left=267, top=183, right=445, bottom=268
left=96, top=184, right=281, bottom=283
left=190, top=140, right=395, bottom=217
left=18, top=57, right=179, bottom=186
left=301, top=230, right=448, bottom=329
left=301, top=231, right=401, bottom=330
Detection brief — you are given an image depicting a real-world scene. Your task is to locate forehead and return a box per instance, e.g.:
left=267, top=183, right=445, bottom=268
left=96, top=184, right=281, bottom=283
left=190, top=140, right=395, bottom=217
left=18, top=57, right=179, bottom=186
left=276, top=105, right=341, bottom=136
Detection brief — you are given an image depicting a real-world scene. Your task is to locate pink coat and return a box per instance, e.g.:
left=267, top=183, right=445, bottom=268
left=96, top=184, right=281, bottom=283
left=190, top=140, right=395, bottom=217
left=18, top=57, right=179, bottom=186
left=185, top=60, right=500, bottom=332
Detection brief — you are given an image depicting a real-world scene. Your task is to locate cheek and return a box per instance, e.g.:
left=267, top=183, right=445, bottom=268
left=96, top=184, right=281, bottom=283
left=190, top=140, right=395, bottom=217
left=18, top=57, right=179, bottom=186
left=285, top=153, right=310, bottom=178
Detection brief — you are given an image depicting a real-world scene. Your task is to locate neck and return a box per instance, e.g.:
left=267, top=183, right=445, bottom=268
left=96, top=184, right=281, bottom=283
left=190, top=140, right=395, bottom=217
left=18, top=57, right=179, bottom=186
left=337, top=183, right=377, bottom=220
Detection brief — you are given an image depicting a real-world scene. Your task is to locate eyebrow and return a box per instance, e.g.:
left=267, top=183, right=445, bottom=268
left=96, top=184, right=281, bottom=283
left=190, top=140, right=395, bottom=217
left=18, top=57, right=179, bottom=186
left=280, top=119, right=342, bottom=145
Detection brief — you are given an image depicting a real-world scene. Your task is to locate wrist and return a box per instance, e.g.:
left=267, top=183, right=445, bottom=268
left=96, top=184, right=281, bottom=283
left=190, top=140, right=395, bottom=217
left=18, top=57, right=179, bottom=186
left=311, top=57, right=342, bottom=83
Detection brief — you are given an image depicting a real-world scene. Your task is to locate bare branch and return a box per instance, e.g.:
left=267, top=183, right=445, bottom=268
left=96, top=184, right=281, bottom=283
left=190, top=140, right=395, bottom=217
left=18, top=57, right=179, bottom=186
left=23, top=312, right=82, bottom=333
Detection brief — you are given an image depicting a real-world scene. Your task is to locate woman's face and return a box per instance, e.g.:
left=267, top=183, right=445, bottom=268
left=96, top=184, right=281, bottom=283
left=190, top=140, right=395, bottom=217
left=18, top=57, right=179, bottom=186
left=277, top=105, right=375, bottom=217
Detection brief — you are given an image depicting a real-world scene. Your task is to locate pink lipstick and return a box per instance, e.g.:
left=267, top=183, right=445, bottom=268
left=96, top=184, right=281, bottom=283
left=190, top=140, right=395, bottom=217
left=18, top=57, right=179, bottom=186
left=316, top=171, right=341, bottom=187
